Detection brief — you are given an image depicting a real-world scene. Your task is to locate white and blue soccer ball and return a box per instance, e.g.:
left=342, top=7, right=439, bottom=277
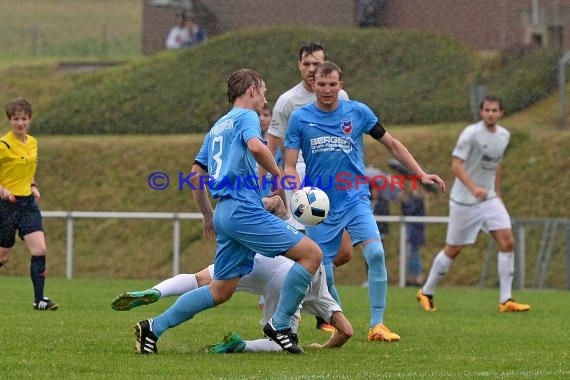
left=290, top=187, right=330, bottom=226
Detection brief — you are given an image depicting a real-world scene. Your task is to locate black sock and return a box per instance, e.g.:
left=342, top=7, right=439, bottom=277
left=30, top=256, right=46, bottom=303
left=315, top=315, right=327, bottom=328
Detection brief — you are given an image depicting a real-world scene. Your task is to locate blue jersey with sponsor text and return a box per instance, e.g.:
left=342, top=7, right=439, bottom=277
left=195, top=107, right=263, bottom=203
left=285, top=100, right=378, bottom=212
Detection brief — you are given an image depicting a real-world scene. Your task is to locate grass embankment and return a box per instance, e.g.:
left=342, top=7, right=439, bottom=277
left=1, top=115, right=568, bottom=288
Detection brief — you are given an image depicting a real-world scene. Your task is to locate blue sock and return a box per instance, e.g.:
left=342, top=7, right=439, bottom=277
left=363, top=241, right=387, bottom=327
left=323, top=262, right=341, bottom=306
left=271, top=262, right=312, bottom=330
left=30, top=256, right=46, bottom=303
left=151, top=286, right=214, bottom=337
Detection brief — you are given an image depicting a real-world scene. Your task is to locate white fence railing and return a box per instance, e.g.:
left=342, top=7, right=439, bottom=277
left=41, top=211, right=570, bottom=289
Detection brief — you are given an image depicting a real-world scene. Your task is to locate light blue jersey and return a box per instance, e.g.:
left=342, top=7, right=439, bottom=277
left=195, top=107, right=262, bottom=203
left=285, top=99, right=390, bottom=329
left=285, top=100, right=377, bottom=212
left=194, top=106, right=303, bottom=280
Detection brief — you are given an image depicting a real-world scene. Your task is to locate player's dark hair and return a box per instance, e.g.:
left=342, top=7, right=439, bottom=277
left=262, top=102, right=272, bottom=114
left=226, top=69, right=264, bottom=104
left=299, top=42, right=326, bottom=61
left=315, top=61, right=343, bottom=81
left=5, top=98, right=32, bottom=120
left=480, top=95, right=503, bottom=110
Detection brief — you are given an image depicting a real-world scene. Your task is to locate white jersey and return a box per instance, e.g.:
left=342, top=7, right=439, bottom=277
left=450, top=121, right=510, bottom=205
left=207, top=254, right=341, bottom=325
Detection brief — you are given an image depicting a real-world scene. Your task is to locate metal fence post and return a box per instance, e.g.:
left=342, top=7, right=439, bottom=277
left=399, top=219, right=407, bottom=288
left=65, top=214, right=74, bottom=279
left=565, top=222, right=570, bottom=289
left=515, top=223, right=526, bottom=289
left=172, top=216, right=181, bottom=276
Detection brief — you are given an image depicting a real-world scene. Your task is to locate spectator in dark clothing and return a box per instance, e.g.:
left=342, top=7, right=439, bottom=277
left=401, top=188, right=426, bottom=286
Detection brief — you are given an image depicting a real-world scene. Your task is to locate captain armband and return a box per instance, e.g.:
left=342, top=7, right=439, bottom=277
left=369, top=122, right=386, bottom=140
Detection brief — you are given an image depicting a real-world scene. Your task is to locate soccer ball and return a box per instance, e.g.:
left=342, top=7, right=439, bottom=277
left=290, top=187, right=330, bottom=226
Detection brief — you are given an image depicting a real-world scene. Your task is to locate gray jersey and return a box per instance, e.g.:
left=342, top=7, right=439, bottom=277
left=268, top=81, right=349, bottom=163
left=450, top=121, right=510, bottom=205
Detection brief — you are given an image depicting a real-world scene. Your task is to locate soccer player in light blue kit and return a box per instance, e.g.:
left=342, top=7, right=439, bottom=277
left=134, top=68, right=322, bottom=354
left=284, top=61, right=445, bottom=341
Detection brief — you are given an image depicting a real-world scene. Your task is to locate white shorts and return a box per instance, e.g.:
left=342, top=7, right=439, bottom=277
left=285, top=161, right=306, bottom=230
left=209, top=255, right=341, bottom=325
left=446, top=197, right=512, bottom=246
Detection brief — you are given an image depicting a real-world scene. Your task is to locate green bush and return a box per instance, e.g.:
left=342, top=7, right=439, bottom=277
left=35, top=26, right=476, bottom=134
left=478, top=47, right=560, bottom=114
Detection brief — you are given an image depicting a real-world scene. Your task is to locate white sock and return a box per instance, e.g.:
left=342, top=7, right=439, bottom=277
left=152, top=274, right=198, bottom=297
left=422, top=250, right=453, bottom=295
left=498, top=251, right=514, bottom=303
left=243, top=338, right=282, bottom=352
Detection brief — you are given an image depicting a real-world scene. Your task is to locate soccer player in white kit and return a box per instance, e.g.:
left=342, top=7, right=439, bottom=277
left=112, top=254, right=353, bottom=351
left=416, top=95, right=530, bottom=313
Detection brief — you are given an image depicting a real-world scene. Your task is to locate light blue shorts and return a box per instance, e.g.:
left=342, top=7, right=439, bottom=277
left=306, top=199, right=381, bottom=264
left=213, top=197, right=303, bottom=280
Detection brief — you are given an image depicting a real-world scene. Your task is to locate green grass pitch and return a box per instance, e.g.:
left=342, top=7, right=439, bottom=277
left=1, top=276, right=568, bottom=379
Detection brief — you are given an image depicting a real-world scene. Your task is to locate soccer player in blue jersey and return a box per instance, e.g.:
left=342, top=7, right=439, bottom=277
left=134, top=68, right=322, bottom=355
left=284, top=61, right=445, bottom=341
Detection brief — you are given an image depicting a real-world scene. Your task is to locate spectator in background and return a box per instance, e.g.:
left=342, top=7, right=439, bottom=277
left=401, top=186, right=426, bottom=287
left=165, top=16, right=206, bottom=50
left=363, top=173, right=402, bottom=287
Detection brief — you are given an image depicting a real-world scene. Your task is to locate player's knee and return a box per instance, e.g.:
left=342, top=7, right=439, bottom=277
left=211, top=288, right=234, bottom=305
left=31, top=247, right=47, bottom=257
left=0, top=248, right=11, bottom=265
left=444, top=245, right=461, bottom=258
left=303, top=239, right=323, bottom=273
left=362, top=241, right=385, bottom=268
left=499, top=237, right=515, bottom=252
left=333, top=245, right=353, bottom=267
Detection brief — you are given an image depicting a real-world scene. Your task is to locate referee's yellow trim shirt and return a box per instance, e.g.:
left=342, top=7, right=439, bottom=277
left=0, top=132, right=38, bottom=196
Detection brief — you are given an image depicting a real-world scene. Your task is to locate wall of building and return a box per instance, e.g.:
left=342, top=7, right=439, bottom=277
left=380, top=0, right=570, bottom=52
left=143, top=0, right=570, bottom=54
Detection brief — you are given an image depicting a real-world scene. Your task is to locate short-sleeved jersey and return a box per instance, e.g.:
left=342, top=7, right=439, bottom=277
left=285, top=100, right=378, bottom=212
left=195, top=107, right=262, bottom=203
left=268, top=81, right=349, bottom=163
left=0, top=132, right=38, bottom=196
left=450, top=121, right=510, bottom=205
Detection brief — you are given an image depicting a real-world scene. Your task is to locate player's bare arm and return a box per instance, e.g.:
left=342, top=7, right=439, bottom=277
left=495, top=163, right=503, bottom=199
left=257, top=134, right=282, bottom=180
left=451, top=156, right=487, bottom=200
left=378, top=132, right=446, bottom=193
left=283, top=147, right=301, bottom=190
left=308, top=311, right=353, bottom=349
left=190, top=163, right=215, bottom=240
left=247, top=137, right=285, bottom=203
left=262, top=195, right=288, bottom=220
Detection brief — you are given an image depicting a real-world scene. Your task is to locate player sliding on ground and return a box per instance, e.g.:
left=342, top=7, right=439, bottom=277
left=112, top=254, right=353, bottom=351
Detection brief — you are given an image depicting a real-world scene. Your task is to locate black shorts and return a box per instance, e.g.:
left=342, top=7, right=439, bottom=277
left=0, top=195, right=44, bottom=248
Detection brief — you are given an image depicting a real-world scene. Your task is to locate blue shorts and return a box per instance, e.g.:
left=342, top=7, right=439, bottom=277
left=306, top=199, right=380, bottom=264
left=0, top=196, right=44, bottom=248
left=212, top=197, right=303, bottom=280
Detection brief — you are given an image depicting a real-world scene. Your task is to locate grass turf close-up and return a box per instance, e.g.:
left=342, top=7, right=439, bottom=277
left=1, top=276, right=568, bottom=379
